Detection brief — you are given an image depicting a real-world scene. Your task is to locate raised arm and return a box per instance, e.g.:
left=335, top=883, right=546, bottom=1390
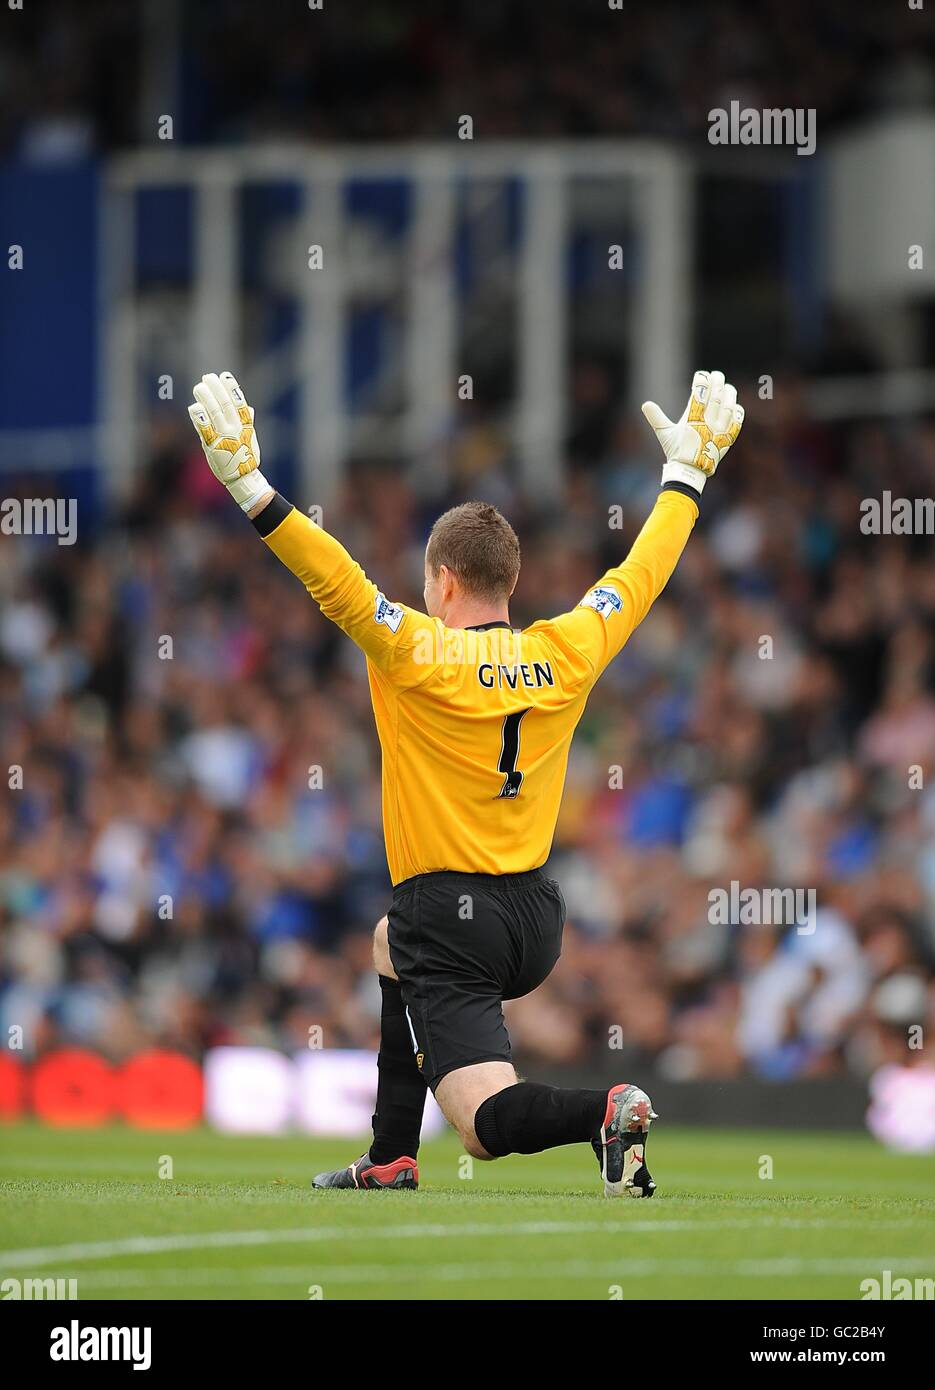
left=188, top=371, right=433, bottom=684
left=543, top=370, right=744, bottom=682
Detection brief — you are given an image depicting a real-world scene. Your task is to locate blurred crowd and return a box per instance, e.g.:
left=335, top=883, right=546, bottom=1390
left=2, top=0, right=932, bottom=160
left=2, top=0, right=935, bottom=1094
left=3, top=385, right=935, bottom=1083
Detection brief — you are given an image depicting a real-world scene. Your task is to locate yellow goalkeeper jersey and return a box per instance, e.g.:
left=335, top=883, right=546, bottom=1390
left=256, top=489, right=697, bottom=885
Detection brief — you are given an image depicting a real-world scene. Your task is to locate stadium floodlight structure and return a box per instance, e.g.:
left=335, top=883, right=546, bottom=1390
left=100, top=141, right=692, bottom=508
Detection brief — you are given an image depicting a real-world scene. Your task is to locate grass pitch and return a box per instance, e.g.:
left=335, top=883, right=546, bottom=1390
left=1, top=1123, right=933, bottom=1300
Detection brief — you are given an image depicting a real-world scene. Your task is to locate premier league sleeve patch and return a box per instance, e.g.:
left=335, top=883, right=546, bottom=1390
left=578, top=585, right=623, bottom=619
left=374, top=592, right=405, bottom=633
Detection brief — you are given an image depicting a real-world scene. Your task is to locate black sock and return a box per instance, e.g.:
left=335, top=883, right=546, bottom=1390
left=369, top=976, right=427, bottom=1163
left=473, top=1082, right=607, bottom=1158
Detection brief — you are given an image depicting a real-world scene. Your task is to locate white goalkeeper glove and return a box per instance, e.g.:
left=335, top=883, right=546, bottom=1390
left=188, top=371, right=272, bottom=513
left=641, top=369, right=744, bottom=495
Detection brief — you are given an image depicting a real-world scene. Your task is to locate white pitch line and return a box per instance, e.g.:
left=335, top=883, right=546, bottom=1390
left=41, top=1253, right=935, bottom=1292
left=0, top=1220, right=710, bottom=1268
left=0, top=1216, right=924, bottom=1270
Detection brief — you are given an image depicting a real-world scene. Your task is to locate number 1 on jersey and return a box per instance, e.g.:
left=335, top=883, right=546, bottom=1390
left=497, top=709, right=530, bottom=799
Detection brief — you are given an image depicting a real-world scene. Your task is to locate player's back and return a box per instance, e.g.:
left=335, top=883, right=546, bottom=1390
left=369, top=615, right=595, bottom=884
left=249, top=484, right=700, bottom=885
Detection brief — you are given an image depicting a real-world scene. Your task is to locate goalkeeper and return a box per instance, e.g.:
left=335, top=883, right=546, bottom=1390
left=189, top=368, right=743, bottom=1196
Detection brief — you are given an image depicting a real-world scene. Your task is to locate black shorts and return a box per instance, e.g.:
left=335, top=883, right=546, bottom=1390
left=386, top=868, right=566, bottom=1090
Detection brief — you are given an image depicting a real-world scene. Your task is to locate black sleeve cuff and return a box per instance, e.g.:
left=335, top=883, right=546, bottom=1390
left=250, top=492, right=294, bottom=536
left=660, top=480, right=703, bottom=505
